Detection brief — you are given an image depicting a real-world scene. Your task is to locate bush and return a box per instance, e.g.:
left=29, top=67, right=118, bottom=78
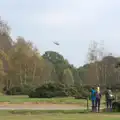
left=67, top=87, right=77, bottom=96
left=112, top=101, right=120, bottom=112
left=83, top=85, right=91, bottom=91
left=5, top=85, right=34, bottom=95
left=73, top=86, right=89, bottom=99
left=5, top=87, right=22, bottom=95
left=28, top=83, right=68, bottom=98
left=5, top=83, right=89, bottom=98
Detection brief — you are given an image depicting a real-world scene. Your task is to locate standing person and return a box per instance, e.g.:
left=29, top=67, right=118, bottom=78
left=105, top=87, right=114, bottom=112
left=95, top=87, right=102, bottom=112
left=90, top=87, right=96, bottom=112
left=97, top=85, right=100, bottom=93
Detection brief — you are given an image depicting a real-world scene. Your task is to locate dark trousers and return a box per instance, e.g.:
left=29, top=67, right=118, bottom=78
left=95, top=98, right=100, bottom=112
left=92, top=100, right=96, bottom=112
left=106, top=99, right=112, bottom=112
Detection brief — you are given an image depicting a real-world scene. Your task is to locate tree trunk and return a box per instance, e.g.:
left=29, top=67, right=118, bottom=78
left=32, top=63, right=36, bottom=82
left=19, top=64, right=23, bottom=85
left=24, top=64, right=27, bottom=84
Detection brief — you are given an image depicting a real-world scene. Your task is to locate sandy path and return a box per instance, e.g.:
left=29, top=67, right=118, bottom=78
left=0, top=103, right=85, bottom=110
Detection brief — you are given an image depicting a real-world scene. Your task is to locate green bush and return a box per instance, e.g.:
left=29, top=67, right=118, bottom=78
left=4, top=83, right=89, bottom=99
left=5, top=87, right=22, bottom=95
left=73, top=86, right=89, bottom=99
left=28, top=83, right=68, bottom=98
left=112, top=101, right=120, bottom=112
left=5, top=85, right=34, bottom=95
left=83, top=85, right=91, bottom=91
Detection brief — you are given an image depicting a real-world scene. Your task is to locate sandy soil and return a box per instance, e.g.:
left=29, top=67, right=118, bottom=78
left=0, top=102, right=83, bottom=110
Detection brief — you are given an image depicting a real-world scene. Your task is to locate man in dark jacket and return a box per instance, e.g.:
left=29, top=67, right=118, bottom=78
left=105, top=87, right=114, bottom=112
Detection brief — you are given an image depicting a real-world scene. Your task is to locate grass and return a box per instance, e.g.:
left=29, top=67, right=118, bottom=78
left=0, top=95, right=106, bottom=110
left=0, top=111, right=119, bottom=120
left=0, top=95, right=87, bottom=104
left=0, top=114, right=120, bottom=120
left=0, top=110, right=119, bottom=120
left=0, top=109, right=89, bottom=115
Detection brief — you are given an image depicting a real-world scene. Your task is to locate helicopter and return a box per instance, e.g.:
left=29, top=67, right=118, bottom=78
left=53, top=41, right=60, bottom=45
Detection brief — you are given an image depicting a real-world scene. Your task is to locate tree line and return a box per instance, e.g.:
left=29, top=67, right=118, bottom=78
left=0, top=17, right=120, bottom=97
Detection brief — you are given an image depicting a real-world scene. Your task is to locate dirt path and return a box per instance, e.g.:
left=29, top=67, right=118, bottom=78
left=0, top=103, right=85, bottom=110
left=102, top=114, right=120, bottom=118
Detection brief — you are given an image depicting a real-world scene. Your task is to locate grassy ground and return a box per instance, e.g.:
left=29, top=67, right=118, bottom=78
left=0, top=109, right=88, bottom=114
left=0, top=113, right=119, bottom=120
left=0, top=95, right=87, bottom=104
left=0, top=95, right=105, bottom=104
left=0, top=110, right=119, bottom=120
left=0, top=95, right=106, bottom=110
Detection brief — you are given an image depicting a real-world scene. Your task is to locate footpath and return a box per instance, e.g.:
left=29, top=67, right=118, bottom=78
left=0, top=103, right=85, bottom=110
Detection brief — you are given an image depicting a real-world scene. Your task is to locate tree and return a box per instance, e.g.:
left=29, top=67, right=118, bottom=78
left=0, top=17, right=12, bottom=52
left=7, top=37, right=43, bottom=86
left=85, top=40, right=119, bottom=86
left=77, top=65, right=88, bottom=85
left=43, top=51, right=69, bottom=83
left=69, top=65, right=82, bottom=86
left=86, top=40, right=106, bottom=85
left=0, top=17, right=10, bottom=35
left=0, top=49, right=10, bottom=91
left=101, top=56, right=118, bottom=86
left=63, top=68, right=74, bottom=86
left=43, top=51, right=65, bottom=64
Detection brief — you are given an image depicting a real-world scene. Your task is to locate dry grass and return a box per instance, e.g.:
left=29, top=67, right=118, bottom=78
left=0, top=113, right=120, bottom=120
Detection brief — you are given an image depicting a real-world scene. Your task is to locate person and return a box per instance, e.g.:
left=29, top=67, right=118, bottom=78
left=95, top=87, right=102, bottom=112
left=105, top=87, right=114, bottom=112
left=97, top=85, right=100, bottom=93
left=90, top=87, right=96, bottom=112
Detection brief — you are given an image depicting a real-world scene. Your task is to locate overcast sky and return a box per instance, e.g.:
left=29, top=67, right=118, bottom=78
left=0, top=0, right=120, bottom=67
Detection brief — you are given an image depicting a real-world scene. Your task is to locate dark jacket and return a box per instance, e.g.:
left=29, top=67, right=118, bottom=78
left=105, top=89, right=114, bottom=100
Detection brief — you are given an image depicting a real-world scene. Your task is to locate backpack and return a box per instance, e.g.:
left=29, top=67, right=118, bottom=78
left=107, top=90, right=114, bottom=100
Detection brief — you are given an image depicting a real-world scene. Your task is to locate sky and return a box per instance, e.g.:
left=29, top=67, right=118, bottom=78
left=0, top=0, right=120, bottom=67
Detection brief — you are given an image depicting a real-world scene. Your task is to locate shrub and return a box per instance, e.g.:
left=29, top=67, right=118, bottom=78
left=5, top=86, right=22, bottom=95
left=74, top=86, right=89, bottom=99
left=28, top=83, right=68, bottom=98
left=5, top=85, right=34, bottom=95
left=112, top=101, right=120, bottom=112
